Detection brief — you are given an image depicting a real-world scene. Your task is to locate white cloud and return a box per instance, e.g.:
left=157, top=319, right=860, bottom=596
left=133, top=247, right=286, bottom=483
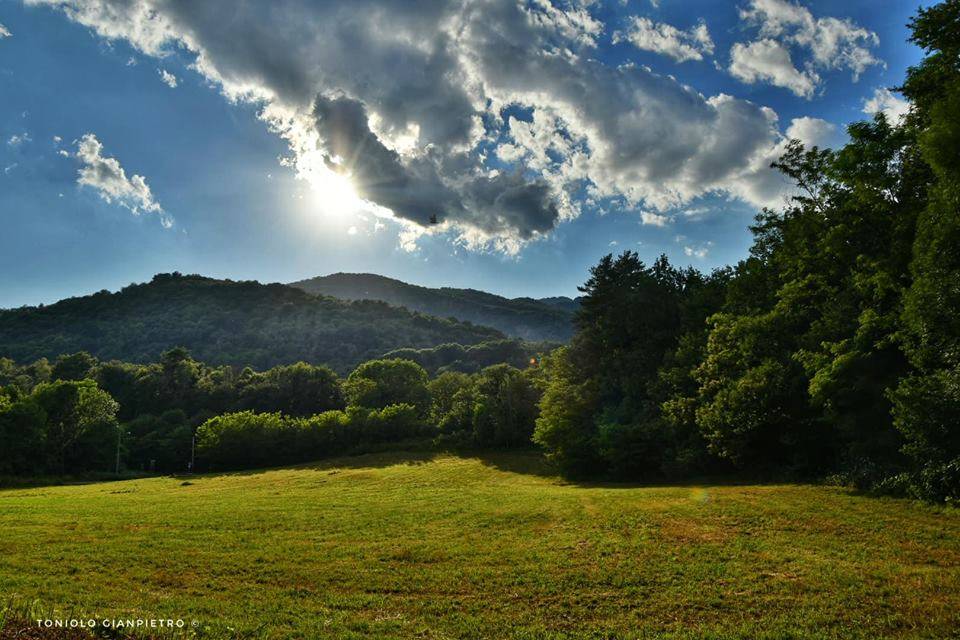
left=863, top=87, right=910, bottom=123
left=157, top=68, right=177, bottom=88
left=3, top=163, right=18, bottom=175
left=30, top=0, right=825, bottom=250
left=75, top=133, right=172, bottom=228
left=785, top=116, right=836, bottom=147
left=729, top=39, right=818, bottom=98
left=0, top=23, right=11, bottom=38
left=7, top=133, right=31, bottom=148
left=640, top=211, right=670, bottom=226
left=732, top=0, right=881, bottom=95
left=681, top=206, right=710, bottom=219
left=684, top=245, right=709, bottom=259
left=613, top=17, right=714, bottom=63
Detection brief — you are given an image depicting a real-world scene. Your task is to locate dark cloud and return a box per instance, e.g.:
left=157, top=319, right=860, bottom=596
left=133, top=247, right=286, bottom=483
left=313, top=94, right=559, bottom=237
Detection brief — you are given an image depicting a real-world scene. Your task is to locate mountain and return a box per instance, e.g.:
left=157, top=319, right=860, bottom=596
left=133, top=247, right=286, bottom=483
left=0, top=273, right=505, bottom=373
left=531, top=296, right=583, bottom=314
left=290, top=273, right=577, bottom=342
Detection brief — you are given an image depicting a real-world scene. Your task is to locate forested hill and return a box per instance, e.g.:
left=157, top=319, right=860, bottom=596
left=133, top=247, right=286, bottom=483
left=0, top=273, right=504, bottom=372
left=290, top=273, right=577, bottom=342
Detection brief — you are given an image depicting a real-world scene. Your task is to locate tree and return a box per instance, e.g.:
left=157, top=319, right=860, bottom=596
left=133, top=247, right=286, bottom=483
left=891, top=0, right=960, bottom=501
left=470, top=365, right=540, bottom=448
left=428, top=371, right=474, bottom=426
left=30, top=379, right=119, bottom=473
left=238, top=362, right=344, bottom=416
left=533, top=347, right=603, bottom=477
left=344, top=359, right=430, bottom=414
left=52, top=351, right=98, bottom=381
left=0, top=389, right=46, bottom=475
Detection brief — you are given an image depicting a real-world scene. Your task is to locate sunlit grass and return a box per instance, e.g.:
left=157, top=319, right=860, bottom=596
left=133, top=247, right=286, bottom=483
left=0, top=452, right=957, bottom=639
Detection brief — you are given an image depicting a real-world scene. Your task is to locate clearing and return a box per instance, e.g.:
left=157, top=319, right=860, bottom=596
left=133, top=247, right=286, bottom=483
left=0, top=452, right=957, bottom=639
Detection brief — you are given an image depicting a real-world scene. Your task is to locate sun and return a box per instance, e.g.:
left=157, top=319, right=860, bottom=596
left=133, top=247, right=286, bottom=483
left=310, top=166, right=361, bottom=216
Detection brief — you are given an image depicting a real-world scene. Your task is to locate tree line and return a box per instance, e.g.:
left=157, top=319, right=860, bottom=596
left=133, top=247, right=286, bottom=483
left=0, top=349, right=542, bottom=476
left=534, top=2, right=960, bottom=503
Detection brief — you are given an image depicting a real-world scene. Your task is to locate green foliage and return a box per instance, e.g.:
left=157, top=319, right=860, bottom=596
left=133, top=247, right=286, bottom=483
left=0, top=394, right=45, bottom=475
left=196, top=404, right=425, bottom=470
left=344, top=358, right=430, bottom=414
left=0, top=379, right=119, bottom=474
left=890, top=0, right=960, bottom=501
left=51, top=351, right=97, bottom=381
left=533, top=347, right=603, bottom=477
left=428, top=371, right=473, bottom=426
left=124, top=410, right=193, bottom=473
left=382, top=338, right=543, bottom=374
left=470, top=365, right=540, bottom=447
left=433, top=364, right=540, bottom=449
left=236, top=361, right=343, bottom=416
left=534, top=253, right=729, bottom=479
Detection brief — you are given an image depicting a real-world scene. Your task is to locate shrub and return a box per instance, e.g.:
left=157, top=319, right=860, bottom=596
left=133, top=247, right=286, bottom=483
left=196, top=403, right=426, bottom=470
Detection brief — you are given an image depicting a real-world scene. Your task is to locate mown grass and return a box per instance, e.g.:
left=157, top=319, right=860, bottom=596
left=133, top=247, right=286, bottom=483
left=0, top=452, right=957, bottom=639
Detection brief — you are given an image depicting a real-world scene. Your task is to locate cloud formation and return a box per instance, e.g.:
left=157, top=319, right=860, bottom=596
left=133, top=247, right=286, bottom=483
left=7, top=133, right=31, bottom=148
left=157, top=68, right=177, bottom=88
left=613, top=17, right=714, bottom=63
left=640, top=211, right=670, bottom=227
left=0, top=23, right=11, bottom=38
left=731, top=0, right=880, bottom=97
left=29, top=0, right=832, bottom=251
left=75, top=133, right=171, bottom=227
left=730, top=39, right=818, bottom=98
left=863, top=87, right=910, bottom=122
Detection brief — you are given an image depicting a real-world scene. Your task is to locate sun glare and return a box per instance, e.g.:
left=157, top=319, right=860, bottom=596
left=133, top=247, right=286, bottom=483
left=310, top=167, right=361, bottom=216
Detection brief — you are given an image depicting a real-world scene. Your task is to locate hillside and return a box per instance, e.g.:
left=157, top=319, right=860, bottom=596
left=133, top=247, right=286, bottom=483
left=1, top=452, right=957, bottom=639
left=0, top=273, right=504, bottom=372
left=291, top=272, right=577, bottom=342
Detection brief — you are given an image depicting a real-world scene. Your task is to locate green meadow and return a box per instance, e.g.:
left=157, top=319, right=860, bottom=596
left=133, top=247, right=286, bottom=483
left=1, top=452, right=958, bottom=640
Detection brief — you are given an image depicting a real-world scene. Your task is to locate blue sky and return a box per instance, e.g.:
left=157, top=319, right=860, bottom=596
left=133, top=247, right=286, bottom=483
left=0, top=0, right=923, bottom=307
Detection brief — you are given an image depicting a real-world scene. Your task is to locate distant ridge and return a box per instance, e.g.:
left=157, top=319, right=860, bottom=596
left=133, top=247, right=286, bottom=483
left=290, top=273, right=578, bottom=342
left=0, top=273, right=505, bottom=372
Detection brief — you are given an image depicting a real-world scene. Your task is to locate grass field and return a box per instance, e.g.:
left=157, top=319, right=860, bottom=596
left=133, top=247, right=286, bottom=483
left=0, top=452, right=958, bottom=639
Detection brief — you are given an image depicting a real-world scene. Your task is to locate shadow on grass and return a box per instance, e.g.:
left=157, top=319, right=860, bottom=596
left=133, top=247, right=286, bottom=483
left=464, top=450, right=816, bottom=490
left=0, top=472, right=152, bottom=492
left=464, top=448, right=559, bottom=478
left=185, top=448, right=798, bottom=491
left=185, top=447, right=443, bottom=481
left=4, top=443, right=829, bottom=494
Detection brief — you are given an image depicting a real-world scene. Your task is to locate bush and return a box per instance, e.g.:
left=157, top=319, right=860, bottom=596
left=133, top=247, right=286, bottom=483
left=196, top=403, right=426, bottom=470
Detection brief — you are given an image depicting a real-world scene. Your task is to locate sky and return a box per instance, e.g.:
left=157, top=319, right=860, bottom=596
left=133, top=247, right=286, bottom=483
left=0, top=0, right=923, bottom=308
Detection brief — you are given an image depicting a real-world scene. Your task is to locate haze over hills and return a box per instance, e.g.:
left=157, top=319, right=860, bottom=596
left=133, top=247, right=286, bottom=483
left=291, top=273, right=578, bottom=342
left=0, top=273, right=506, bottom=373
